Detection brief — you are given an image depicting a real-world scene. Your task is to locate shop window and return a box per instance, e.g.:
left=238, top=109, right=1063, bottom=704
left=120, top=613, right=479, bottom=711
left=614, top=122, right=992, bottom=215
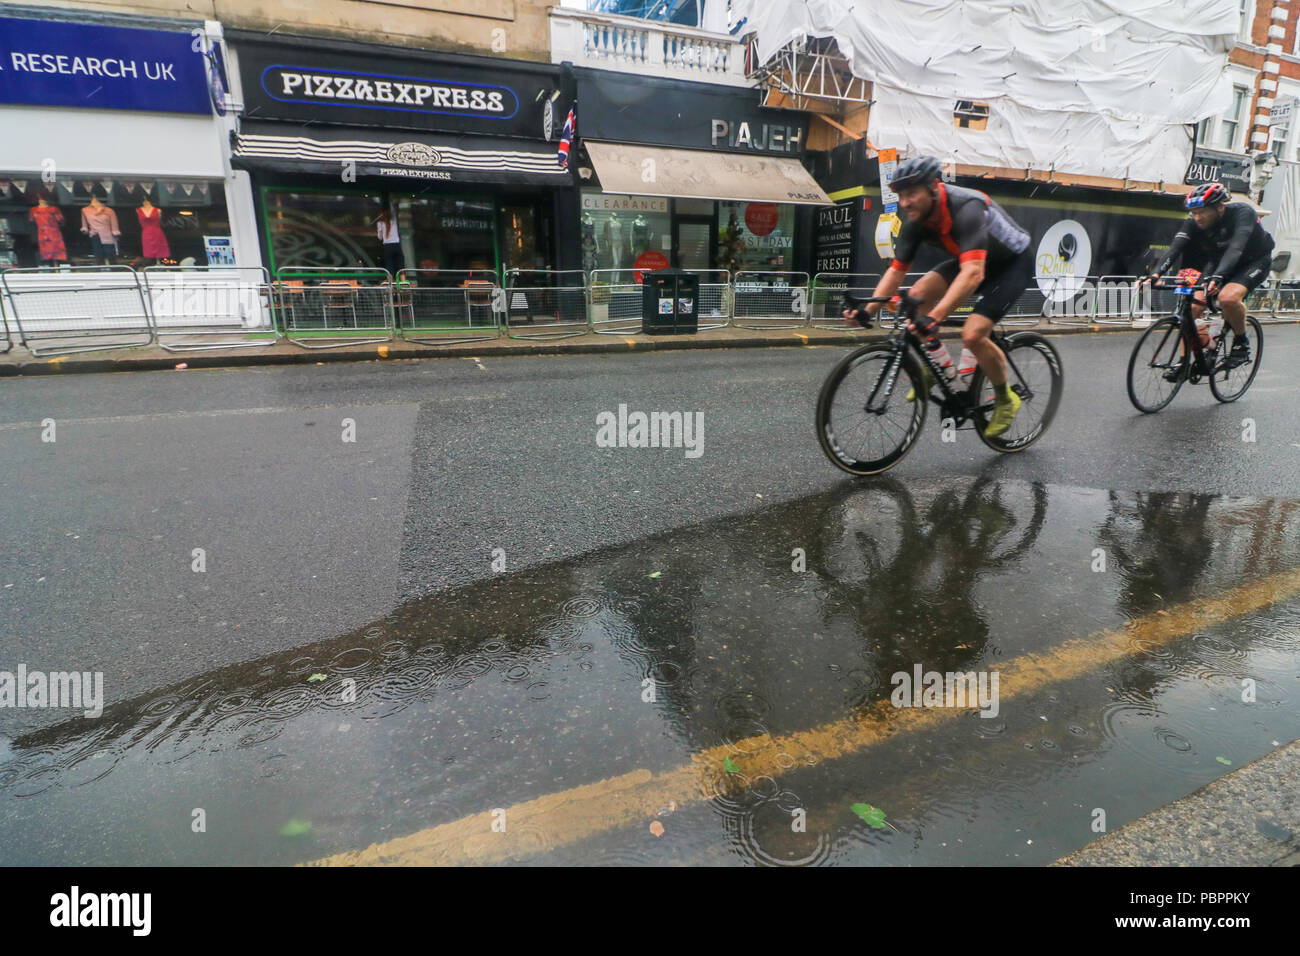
left=264, top=188, right=383, bottom=273
left=580, top=191, right=671, bottom=275
left=402, top=196, right=496, bottom=272
left=717, top=201, right=796, bottom=273
left=0, top=177, right=228, bottom=269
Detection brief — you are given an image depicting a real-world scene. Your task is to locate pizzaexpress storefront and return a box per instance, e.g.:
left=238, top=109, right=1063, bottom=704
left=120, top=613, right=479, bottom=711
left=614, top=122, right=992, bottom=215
left=227, top=31, right=575, bottom=278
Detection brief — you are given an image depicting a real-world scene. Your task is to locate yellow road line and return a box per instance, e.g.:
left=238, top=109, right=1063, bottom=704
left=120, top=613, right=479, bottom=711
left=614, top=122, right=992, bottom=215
left=308, top=568, right=1300, bottom=866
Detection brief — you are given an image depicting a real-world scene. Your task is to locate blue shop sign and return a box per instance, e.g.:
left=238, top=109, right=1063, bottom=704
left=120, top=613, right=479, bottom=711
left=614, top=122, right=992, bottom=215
left=0, top=16, right=211, bottom=114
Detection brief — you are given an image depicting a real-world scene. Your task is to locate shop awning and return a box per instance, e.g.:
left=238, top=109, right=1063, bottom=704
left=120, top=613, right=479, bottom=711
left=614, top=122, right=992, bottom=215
left=584, top=141, right=832, bottom=206
left=231, top=122, right=573, bottom=186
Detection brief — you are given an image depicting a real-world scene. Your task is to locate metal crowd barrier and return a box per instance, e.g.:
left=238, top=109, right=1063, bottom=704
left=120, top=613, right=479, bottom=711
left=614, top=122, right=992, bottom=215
left=589, top=268, right=646, bottom=335
left=731, top=271, right=810, bottom=329
left=1268, top=280, right=1300, bottom=320
left=695, top=270, right=732, bottom=330
left=1039, top=275, right=1089, bottom=327
left=275, top=266, right=394, bottom=350
left=1090, top=276, right=1141, bottom=326
left=0, top=293, right=11, bottom=354
left=1128, top=274, right=1181, bottom=328
left=809, top=273, right=881, bottom=331
left=0, top=265, right=153, bottom=356
left=1250, top=279, right=1296, bottom=323
left=504, top=269, right=589, bottom=340
left=141, top=265, right=277, bottom=352
left=394, top=268, right=500, bottom=345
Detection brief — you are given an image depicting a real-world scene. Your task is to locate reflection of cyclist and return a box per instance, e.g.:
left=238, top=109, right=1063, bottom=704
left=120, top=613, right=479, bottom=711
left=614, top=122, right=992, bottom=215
left=840, top=156, right=1034, bottom=438
left=1141, top=183, right=1273, bottom=369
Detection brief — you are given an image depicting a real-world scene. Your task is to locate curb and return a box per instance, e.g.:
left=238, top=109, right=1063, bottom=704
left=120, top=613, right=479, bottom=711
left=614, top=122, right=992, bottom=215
left=0, top=319, right=1278, bottom=377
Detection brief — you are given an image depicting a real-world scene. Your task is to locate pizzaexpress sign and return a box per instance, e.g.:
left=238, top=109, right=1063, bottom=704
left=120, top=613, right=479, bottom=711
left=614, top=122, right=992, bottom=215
left=262, top=66, right=518, bottom=119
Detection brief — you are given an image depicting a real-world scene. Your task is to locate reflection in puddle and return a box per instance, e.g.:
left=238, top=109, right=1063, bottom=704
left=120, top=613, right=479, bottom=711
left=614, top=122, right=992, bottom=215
left=1, top=478, right=1298, bottom=865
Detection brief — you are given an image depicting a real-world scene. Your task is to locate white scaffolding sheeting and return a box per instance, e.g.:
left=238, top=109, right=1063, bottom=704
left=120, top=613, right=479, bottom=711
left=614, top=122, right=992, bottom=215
left=733, top=0, right=1238, bottom=183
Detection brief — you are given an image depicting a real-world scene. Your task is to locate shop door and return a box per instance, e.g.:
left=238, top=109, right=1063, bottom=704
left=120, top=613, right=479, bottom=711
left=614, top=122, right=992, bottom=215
left=673, top=217, right=712, bottom=271
left=500, top=201, right=545, bottom=274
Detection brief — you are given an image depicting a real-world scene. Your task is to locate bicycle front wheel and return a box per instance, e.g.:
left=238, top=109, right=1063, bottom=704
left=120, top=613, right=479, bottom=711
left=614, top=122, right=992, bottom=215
left=970, top=332, right=1063, bottom=453
left=1127, top=317, right=1186, bottom=413
left=816, top=344, right=927, bottom=475
left=1209, top=316, right=1263, bottom=403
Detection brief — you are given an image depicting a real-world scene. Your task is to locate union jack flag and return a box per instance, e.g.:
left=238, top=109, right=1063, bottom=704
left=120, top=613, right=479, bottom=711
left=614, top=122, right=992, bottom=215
left=557, top=105, right=576, bottom=168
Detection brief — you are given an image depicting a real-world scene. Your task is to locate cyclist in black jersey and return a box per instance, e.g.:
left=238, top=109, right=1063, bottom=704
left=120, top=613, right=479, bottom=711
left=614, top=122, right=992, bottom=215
left=1141, top=181, right=1273, bottom=369
left=841, top=155, right=1035, bottom=437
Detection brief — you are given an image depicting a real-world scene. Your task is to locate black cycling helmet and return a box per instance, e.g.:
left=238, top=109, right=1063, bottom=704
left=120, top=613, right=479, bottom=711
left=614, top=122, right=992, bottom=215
left=890, top=155, right=943, bottom=191
left=1186, top=181, right=1229, bottom=208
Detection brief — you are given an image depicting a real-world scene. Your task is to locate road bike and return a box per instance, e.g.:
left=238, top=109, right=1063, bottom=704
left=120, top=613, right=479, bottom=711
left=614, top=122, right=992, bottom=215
left=1126, top=276, right=1263, bottom=413
left=816, top=291, right=1063, bottom=475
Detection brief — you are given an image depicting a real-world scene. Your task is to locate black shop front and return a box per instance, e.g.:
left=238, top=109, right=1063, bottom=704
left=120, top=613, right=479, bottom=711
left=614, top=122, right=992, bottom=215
left=570, top=69, right=829, bottom=278
left=228, top=32, right=577, bottom=278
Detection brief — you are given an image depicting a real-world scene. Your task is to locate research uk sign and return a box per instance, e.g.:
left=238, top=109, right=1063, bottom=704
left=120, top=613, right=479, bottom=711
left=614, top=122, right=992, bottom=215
left=0, top=16, right=210, bottom=113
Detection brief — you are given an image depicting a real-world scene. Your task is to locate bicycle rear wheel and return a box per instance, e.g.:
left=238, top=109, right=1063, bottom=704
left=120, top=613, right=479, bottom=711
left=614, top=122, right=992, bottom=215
left=816, top=343, right=927, bottom=475
left=969, top=332, right=1063, bottom=453
left=1209, top=316, right=1263, bottom=403
left=1127, top=317, right=1186, bottom=413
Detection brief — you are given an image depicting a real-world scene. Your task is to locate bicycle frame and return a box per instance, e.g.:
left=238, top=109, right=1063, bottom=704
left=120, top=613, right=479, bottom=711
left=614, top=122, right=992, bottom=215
left=1145, top=278, right=1222, bottom=382
left=847, top=292, right=1036, bottom=428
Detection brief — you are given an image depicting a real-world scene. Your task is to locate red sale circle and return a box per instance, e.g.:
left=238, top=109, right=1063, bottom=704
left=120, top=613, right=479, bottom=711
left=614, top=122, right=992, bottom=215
left=744, top=202, right=779, bottom=237
left=633, top=251, right=669, bottom=283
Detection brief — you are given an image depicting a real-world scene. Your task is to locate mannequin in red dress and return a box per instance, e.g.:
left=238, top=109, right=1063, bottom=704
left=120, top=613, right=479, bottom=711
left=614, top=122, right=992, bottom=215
left=137, top=199, right=170, bottom=265
left=28, top=197, right=67, bottom=265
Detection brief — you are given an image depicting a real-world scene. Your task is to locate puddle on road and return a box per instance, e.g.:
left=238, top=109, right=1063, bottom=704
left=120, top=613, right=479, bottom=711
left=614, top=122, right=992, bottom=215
left=1, top=478, right=1298, bottom=865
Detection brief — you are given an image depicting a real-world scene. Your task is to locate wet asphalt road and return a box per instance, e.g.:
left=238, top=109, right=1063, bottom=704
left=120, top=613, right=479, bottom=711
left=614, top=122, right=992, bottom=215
left=1, top=327, right=1298, bottom=865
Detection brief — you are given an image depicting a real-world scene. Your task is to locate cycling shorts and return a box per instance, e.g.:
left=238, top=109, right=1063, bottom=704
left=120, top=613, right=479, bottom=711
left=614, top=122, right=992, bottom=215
left=1211, top=254, right=1272, bottom=294
left=929, top=248, right=1035, bottom=322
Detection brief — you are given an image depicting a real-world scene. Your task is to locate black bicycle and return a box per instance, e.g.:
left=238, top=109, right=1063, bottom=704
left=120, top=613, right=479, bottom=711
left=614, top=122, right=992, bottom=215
left=1126, top=277, right=1263, bottom=413
left=816, top=291, right=1063, bottom=475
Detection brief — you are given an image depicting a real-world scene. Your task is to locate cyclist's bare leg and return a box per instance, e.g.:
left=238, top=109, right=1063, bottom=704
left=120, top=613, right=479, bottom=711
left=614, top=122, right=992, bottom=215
left=1218, top=282, right=1248, bottom=336
left=962, top=313, right=1006, bottom=385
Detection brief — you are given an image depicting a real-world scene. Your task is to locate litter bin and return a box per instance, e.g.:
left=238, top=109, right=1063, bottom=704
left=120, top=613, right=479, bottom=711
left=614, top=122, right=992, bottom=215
left=641, top=269, right=699, bottom=335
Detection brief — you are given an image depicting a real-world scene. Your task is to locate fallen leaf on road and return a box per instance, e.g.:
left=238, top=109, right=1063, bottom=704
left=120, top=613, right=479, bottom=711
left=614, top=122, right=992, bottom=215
left=649, top=821, right=665, bottom=837
left=724, top=756, right=739, bottom=773
left=307, top=673, right=327, bottom=682
left=279, top=818, right=312, bottom=837
left=851, top=803, right=898, bottom=831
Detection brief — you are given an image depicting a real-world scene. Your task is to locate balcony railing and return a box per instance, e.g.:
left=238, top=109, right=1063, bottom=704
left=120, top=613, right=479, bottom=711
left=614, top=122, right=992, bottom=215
left=550, top=7, right=751, bottom=86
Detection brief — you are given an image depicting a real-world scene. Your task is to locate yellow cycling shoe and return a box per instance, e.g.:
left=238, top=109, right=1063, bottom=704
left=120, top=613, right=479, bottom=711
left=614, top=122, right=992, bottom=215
left=984, top=387, right=1021, bottom=438
left=906, top=365, right=936, bottom=402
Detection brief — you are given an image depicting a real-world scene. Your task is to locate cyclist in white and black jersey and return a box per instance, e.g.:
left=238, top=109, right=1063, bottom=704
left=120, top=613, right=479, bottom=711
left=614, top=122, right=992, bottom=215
left=842, top=155, right=1036, bottom=437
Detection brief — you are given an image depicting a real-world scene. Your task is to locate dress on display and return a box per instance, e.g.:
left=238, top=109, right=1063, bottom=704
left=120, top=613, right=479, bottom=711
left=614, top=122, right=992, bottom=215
left=137, top=207, right=170, bottom=259
left=28, top=205, right=67, bottom=261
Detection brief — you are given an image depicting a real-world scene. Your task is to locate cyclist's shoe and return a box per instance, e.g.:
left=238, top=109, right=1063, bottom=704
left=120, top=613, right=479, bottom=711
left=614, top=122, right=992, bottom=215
left=1162, top=364, right=1186, bottom=383
left=1225, top=336, right=1251, bottom=369
left=906, top=365, right=935, bottom=402
left=984, top=387, right=1021, bottom=438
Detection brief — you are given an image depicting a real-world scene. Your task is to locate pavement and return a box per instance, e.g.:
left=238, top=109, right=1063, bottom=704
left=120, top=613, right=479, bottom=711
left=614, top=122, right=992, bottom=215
left=1055, top=737, right=1300, bottom=866
left=0, top=313, right=1236, bottom=376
